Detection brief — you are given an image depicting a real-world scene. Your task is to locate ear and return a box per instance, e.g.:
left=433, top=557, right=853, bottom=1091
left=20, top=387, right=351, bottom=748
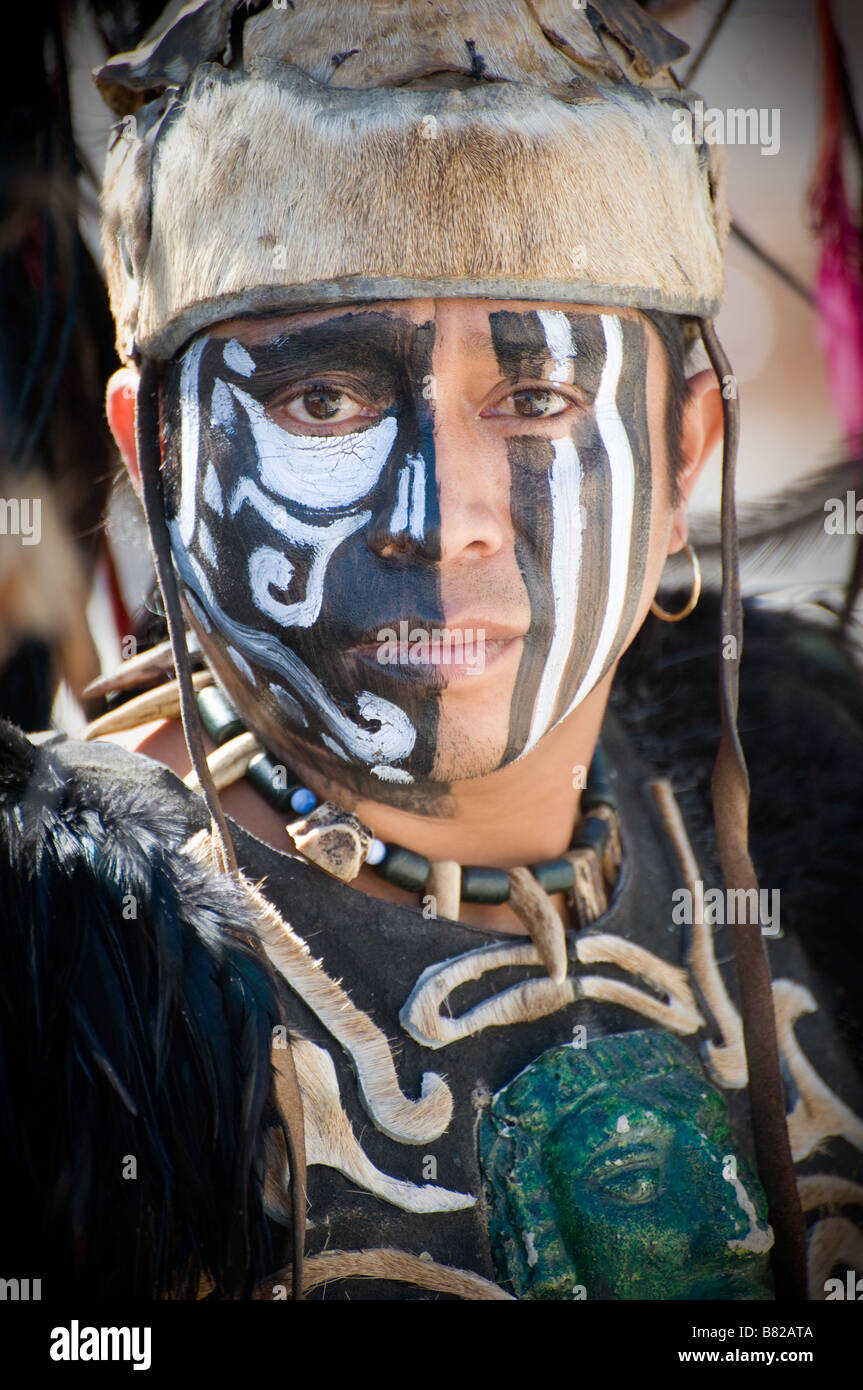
left=668, top=368, right=724, bottom=555
left=106, top=367, right=142, bottom=499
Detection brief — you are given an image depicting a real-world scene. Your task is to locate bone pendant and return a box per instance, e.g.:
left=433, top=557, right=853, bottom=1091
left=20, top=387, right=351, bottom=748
left=288, top=801, right=374, bottom=882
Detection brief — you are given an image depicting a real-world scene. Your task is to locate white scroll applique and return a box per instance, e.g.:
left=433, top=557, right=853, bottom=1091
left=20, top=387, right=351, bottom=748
left=775, top=980, right=863, bottom=1161
left=648, top=780, right=748, bottom=1089
left=650, top=780, right=863, bottom=1166
left=799, top=1177, right=863, bottom=1298
left=270, top=1038, right=474, bottom=1215
left=247, top=876, right=453, bottom=1146
left=400, top=933, right=703, bottom=1049
left=183, top=832, right=453, bottom=1146
left=398, top=781, right=863, bottom=1172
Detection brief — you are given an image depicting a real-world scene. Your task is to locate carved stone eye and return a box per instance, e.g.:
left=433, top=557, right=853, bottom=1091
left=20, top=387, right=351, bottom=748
left=596, top=1164, right=661, bottom=1205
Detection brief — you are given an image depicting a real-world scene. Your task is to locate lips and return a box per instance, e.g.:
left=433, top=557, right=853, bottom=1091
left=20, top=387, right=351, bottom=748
left=344, top=618, right=526, bottom=684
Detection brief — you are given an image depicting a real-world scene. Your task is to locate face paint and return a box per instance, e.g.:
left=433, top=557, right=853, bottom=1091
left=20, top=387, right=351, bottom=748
left=163, top=312, right=450, bottom=791
left=490, top=310, right=653, bottom=763
left=162, top=304, right=656, bottom=800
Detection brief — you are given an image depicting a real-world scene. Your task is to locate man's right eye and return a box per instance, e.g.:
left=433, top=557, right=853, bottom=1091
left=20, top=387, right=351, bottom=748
left=273, top=386, right=368, bottom=425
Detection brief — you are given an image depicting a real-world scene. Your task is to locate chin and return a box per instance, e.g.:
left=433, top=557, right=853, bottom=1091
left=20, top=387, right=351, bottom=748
left=429, top=730, right=512, bottom=783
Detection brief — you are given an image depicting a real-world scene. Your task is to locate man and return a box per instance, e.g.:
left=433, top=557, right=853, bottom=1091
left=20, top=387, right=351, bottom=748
left=2, top=0, right=862, bottom=1301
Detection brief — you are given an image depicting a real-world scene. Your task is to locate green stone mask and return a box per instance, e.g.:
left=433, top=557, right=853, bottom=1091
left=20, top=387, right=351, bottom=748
left=478, top=1029, right=774, bottom=1300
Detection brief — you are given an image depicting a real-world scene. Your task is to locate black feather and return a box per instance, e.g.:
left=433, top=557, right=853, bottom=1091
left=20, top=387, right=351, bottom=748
left=686, top=456, right=863, bottom=612
left=0, top=719, right=293, bottom=1299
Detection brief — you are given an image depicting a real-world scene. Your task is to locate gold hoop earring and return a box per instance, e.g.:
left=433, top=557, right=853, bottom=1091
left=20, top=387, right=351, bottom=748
left=650, top=543, right=702, bottom=623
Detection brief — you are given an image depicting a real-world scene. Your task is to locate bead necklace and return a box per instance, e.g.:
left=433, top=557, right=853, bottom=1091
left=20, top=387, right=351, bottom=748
left=193, top=684, right=622, bottom=937
left=83, top=667, right=623, bottom=982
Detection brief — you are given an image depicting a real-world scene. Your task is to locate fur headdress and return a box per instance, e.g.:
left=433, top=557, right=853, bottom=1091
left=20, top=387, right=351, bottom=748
left=94, top=0, right=727, bottom=364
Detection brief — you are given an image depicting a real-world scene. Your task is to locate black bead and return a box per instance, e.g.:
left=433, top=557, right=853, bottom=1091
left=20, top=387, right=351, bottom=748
left=245, top=751, right=302, bottom=813
left=581, top=742, right=616, bottom=812
left=461, top=865, right=511, bottom=904
left=374, top=844, right=430, bottom=893
left=197, top=684, right=245, bottom=746
left=571, top=815, right=610, bottom=858
left=531, top=858, right=576, bottom=895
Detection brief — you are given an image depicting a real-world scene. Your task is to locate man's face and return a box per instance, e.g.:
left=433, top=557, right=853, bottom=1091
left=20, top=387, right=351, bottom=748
left=161, top=299, right=677, bottom=801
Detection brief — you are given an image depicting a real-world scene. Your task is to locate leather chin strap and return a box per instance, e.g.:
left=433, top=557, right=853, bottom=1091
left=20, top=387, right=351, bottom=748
left=135, top=359, right=238, bottom=875
left=700, top=318, right=807, bottom=1301
left=135, top=323, right=807, bottom=1301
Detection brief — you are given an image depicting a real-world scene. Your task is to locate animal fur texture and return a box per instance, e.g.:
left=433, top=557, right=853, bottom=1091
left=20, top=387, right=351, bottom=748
left=0, top=720, right=292, bottom=1299
left=96, top=0, right=727, bottom=363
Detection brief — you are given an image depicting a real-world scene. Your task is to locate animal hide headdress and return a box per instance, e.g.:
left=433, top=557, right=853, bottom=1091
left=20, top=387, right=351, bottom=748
left=94, top=0, right=727, bottom=365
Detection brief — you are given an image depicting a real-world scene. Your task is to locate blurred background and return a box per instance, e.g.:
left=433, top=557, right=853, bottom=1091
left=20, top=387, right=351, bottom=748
left=2, top=0, right=862, bottom=733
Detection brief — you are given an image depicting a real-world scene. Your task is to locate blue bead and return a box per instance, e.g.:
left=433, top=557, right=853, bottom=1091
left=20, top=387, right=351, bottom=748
left=366, top=838, right=386, bottom=866
left=290, top=787, right=317, bottom=814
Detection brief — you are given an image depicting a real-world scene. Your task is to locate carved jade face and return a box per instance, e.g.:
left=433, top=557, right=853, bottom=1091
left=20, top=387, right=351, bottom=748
left=479, top=1032, right=774, bottom=1301
left=162, top=298, right=675, bottom=804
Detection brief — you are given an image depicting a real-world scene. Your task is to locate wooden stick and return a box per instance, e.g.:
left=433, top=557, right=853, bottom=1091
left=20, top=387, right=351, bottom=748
left=83, top=671, right=213, bottom=741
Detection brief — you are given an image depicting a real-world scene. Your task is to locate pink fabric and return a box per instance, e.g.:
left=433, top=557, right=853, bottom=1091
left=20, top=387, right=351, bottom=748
left=813, top=161, right=863, bottom=441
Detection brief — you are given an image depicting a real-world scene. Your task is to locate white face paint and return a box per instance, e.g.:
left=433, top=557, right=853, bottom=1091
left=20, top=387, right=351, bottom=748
left=387, top=453, right=427, bottom=538
left=229, top=477, right=370, bottom=627
left=229, top=383, right=399, bottom=511
left=564, top=314, right=635, bottom=711
left=165, top=330, right=420, bottom=780
left=523, top=433, right=582, bottom=753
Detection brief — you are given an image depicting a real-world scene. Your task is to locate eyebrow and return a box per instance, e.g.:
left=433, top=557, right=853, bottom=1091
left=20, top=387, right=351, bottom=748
left=240, top=308, right=616, bottom=383
left=265, top=312, right=403, bottom=354
left=487, top=315, right=610, bottom=380
left=459, top=329, right=499, bottom=358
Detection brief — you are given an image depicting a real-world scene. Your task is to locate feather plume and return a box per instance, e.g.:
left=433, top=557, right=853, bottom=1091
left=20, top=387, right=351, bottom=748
left=0, top=717, right=294, bottom=1299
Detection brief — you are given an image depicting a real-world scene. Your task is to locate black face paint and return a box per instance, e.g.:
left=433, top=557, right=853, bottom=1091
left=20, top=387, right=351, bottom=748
left=162, top=311, right=448, bottom=796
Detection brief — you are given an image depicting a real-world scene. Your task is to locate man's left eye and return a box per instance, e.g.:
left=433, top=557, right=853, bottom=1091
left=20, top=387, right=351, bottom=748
left=485, top=388, right=572, bottom=420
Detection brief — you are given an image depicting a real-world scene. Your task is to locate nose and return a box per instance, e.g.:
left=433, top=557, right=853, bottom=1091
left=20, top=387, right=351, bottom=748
left=366, top=409, right=507, bottom=564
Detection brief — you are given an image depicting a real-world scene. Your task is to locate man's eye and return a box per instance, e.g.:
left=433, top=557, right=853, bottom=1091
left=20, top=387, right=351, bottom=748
left=276, top=387, right=378, bottom=427
left=485, top=388, right=573, bottom=420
